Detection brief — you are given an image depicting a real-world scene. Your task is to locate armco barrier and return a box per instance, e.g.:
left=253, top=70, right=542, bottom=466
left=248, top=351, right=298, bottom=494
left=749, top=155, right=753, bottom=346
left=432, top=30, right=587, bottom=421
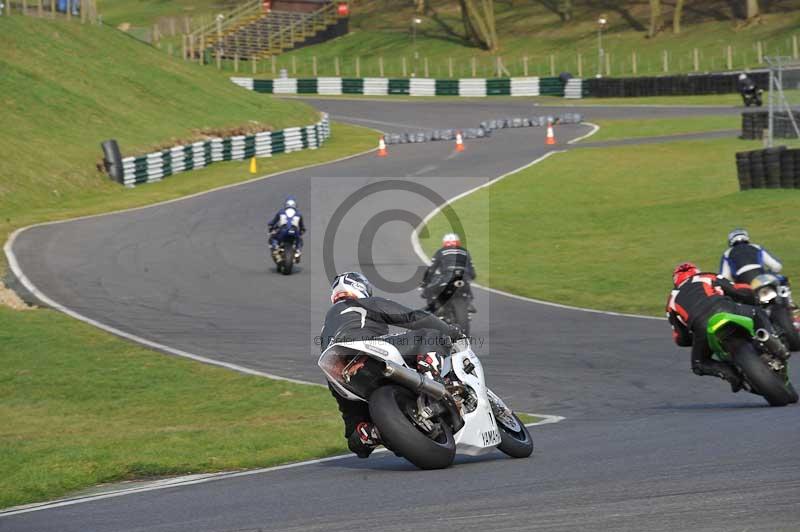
left=735, top=146, right=800, bottom=191
left=741, top=110, right=800, bottom=140
left=108, top=114, right=331, bottom=187
left=584, top=72, right=769, bottom=98
left=231, top=76, right=568, bottom=98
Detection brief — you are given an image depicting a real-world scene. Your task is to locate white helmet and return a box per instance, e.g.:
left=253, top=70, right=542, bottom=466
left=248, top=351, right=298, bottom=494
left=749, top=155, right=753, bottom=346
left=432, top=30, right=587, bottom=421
left=442, top=233, right=461, bottom=248
left=284, top=195, right=297, bottom=209
left=330, top=272, right=373, bottom=304
left=728, top=228, right=750, bottom=246
left=739, top=73, right=747, bottom=81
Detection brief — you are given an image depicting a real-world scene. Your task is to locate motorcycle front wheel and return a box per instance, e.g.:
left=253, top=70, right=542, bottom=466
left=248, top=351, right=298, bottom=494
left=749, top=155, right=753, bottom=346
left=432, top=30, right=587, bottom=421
left=487, top=390, right=533, bottom=458
left=369, top=385, right=456, bottom=470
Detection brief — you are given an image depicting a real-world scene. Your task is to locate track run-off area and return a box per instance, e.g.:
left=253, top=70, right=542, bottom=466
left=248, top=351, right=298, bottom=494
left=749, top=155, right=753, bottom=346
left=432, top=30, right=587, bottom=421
left=3, top=99, right=799, bottom=532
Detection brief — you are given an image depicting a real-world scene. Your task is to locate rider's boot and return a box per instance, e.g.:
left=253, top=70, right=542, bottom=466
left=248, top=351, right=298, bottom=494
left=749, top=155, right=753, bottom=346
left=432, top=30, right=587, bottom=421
left=694, top=362, right=743, bottom=393
left=348, top=422, right=381, bottom=458
left=294, top=249, right=302, bottom=263
left=416, top=352, right=444, bottom=383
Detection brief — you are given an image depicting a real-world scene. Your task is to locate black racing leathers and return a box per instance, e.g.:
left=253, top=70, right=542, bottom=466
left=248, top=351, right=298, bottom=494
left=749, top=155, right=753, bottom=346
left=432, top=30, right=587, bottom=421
left=320, top=297, right=460, bottom=455
left=422, top=246, right=476, bottom=307
left=666, top=272, right=769, bottom=386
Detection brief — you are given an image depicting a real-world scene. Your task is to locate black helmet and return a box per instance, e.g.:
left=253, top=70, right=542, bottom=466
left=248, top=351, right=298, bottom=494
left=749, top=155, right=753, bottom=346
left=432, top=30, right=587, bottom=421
left=330, top=272, right=373, bottom=303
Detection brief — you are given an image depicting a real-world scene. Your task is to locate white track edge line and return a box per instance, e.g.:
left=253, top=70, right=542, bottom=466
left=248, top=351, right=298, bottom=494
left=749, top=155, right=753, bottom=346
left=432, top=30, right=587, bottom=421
left=3, top=141, right=386, bottom=386
left=567, top=122, right=600, bottom=144
left=410, top=132, right=664, bottom=321
left=0, top=414, right=564, bottom=517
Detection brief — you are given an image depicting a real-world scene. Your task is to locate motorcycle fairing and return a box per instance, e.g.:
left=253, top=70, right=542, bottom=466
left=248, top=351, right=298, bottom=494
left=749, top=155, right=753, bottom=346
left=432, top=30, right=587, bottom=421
left=706, top=312, right=755, bottom=356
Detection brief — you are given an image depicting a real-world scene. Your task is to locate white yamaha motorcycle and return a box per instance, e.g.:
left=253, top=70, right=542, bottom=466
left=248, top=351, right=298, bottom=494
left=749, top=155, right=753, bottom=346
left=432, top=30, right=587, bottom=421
left=318, top=338, right=533, bottom=470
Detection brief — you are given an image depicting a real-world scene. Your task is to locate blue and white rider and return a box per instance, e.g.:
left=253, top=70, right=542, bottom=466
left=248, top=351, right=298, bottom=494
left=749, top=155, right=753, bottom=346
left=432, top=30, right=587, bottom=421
left=719, top=228, right=784, bottom=286
left=268, top=196, right=305, bottom=261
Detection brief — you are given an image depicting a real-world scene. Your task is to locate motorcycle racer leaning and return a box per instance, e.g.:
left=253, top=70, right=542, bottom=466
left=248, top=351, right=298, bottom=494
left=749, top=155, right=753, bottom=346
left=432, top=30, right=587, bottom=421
left=421, top=233, right=477, bottom=312
left=320, top=272, right=463, bottom=458
left=267, top=195, right=306, bottom=261
left=667, top=263, right=789, bottom=393
left=719, top=228, right=784, bottom=285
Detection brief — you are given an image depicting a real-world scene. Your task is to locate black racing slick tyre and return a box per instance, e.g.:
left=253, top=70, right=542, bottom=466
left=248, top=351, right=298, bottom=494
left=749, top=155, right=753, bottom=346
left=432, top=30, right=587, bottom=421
left=452, top=301, right=471, bottom=337
left=731, top=339, right=793, bottom=407
left=369, top=385, right=456, bottom=470
left=773, top=307, right=800, bottom=351
left=787, top=382, right=799, bottom=404
left=281, top=244, right=294, bottom=276
left=487, top=390, right=533, bottom=458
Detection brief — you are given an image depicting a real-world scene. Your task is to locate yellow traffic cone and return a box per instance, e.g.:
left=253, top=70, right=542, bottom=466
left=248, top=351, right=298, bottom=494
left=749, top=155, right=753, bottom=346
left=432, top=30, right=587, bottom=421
left=249, top=156, right=257, bottom=174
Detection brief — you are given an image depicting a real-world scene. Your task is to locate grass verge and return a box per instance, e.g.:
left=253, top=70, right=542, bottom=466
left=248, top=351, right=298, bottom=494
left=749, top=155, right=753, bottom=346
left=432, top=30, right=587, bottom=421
left=421, top=128, right=799, bottom=316
left=587, top=115, right=740, bottom=142
left=0, top=305, right=344, bottom=509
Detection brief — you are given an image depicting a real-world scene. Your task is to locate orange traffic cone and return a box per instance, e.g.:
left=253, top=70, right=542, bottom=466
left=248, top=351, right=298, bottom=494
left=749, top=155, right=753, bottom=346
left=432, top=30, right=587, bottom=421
left=455, top=131, right=465, bottom=152
left=378, top=136, right=388, bottom=157
left=545, top=120, right=557, bottom=146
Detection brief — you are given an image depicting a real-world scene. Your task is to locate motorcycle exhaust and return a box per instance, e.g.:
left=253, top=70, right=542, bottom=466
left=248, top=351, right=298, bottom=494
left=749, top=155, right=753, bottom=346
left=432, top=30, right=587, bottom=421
left=755, top=328, right=771, bottom=343
left=382, top=360, right=448, bottom=400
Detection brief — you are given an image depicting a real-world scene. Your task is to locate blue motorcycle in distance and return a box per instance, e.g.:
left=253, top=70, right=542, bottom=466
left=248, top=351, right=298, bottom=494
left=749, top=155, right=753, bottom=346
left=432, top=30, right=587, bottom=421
left=269, top=211, right=302, bottom=275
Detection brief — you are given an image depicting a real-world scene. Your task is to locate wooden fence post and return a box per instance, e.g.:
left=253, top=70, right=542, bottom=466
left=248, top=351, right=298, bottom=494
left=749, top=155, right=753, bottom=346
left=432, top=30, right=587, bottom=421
left=632, top=51, right=637, bottom=75
left=252, top=56, right=257, bottom=74
left=182, top=35, right=187, bottom=60
left=22, top=0, right=27, bottom=15
left=793, top=35, right=799, bottom=60
left=727, top=45, right=733, bottom=70
left=216, top=49, right=222, bottom=69
left=692, top=48, right=699, bottom=71
left=549, top=54, right=555, bottom=76
left=271, top=55, right=276, bottom=75
left=335, top=56, right=340, bottom=76
left=189, top=35, right=195, bottom=62
left=577, top=53, right=582, bottom=77
left=605, top=52, right=610, bottom=76
left=757, top=41, right=763, bottom=64
left=199, top=31, right=206, bottom=63
left=234, top=53, right=239, bottom=73
left=448, top=57, right=453, bottom=78
left=312, top=56, right=317, bottom=76
left=355, top=56, right=360, bottom=77
left=402, top=57, right=407, bottom=77
left=292, top=55, right=297, bottom=75
left=38, top=0, right=42, bottom=17
left=50, top=0, right=55, bottom=18
left=424, top=57, right=429, bottom=77
left=662, top=50, right=669, bottom=73
left=523, top=55, right=529, bottom=77
left=471, top=56, right=476, bottom=77
left=184, top=16, right=191, bottom=34
left=67, top=0, right=71, bottom=20
left=379, top=56, right=384, bottom=77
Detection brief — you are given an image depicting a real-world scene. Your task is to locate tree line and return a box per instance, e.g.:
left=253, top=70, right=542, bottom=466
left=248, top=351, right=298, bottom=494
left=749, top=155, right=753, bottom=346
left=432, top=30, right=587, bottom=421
left=412, top=1, right=769, bottom=50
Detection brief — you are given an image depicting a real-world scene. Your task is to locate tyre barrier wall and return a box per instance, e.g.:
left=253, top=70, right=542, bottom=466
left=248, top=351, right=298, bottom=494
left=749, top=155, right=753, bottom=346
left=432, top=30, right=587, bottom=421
left=107, top=114, right=331, bottom=187
left=741, top=111, right=800, bottom=140
left=583, top=71, right=769, bottom=98
left=230, top=76, right=570, bottom=97
left=735, top=146, right=800, bottom=191
left=382, top=113, right=583, bottom=145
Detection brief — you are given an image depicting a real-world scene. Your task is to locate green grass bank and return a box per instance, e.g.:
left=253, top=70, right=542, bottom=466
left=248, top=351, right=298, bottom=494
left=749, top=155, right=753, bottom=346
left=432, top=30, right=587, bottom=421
left=421, top=124, right=799, bottom=316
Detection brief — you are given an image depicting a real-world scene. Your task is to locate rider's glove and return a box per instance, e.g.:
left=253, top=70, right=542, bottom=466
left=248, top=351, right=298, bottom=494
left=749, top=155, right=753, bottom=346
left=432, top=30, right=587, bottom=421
left=447, top=324, right=465, bottom=341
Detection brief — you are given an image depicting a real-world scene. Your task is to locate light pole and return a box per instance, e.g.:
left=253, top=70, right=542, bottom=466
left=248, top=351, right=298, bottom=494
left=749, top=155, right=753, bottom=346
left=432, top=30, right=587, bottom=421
left=412, top=16, right=422, bottom=77
left=597, top=15, right=608, bottom=77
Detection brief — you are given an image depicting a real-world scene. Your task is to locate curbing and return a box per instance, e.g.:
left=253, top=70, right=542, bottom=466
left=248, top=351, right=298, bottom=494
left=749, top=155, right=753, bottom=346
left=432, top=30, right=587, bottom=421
left=115, top=114, right=331, bottom=187
left=231, top=76, right=573, bottom=98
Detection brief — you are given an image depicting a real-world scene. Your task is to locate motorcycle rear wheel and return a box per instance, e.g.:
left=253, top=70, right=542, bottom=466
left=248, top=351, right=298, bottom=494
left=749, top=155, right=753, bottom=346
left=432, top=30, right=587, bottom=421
left=452, top=300, right=471, bottom=337
left=729, top=338, right=793, bottom=407
left=281, top=243, right=294, bottom=275
left=369, top=385, right=456, bottom=470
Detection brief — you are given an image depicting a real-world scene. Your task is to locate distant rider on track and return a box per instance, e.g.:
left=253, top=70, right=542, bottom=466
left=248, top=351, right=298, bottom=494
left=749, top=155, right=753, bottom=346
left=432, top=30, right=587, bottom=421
left=267, top=195, right=305, bottom=262
left=719, top=228, right=784, bottom=285
left=320, top=272, right=463, bottom=458
left=666, top=262, right=789, bottom=392
left=421, top=233, right=476, bottom=312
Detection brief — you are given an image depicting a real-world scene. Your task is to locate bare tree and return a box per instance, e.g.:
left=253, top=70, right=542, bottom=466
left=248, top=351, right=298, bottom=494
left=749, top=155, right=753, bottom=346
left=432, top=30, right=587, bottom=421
left=458, top=0, right=499, bottom=51
left=648, top=0, right=663, bottom=38
left=415, top=0, right=428, bottom=15
left=746, top=0, right=760, bottom=19
left=557, top=0, right=573, bottom=22
left=673, top=0, right=685, bottom=33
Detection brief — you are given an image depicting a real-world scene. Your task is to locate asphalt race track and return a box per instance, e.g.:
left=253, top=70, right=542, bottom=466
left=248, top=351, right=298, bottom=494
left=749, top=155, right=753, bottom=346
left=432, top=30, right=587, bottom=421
left=4, top=100, right=799, bottom=532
